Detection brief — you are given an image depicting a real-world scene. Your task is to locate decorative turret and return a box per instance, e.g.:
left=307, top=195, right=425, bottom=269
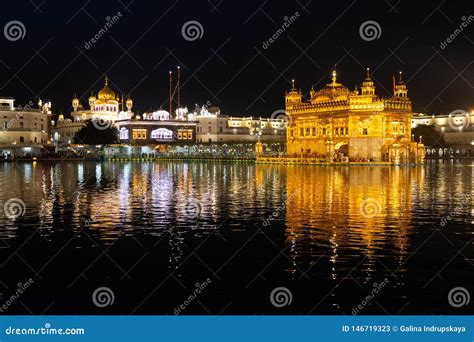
left=394, top=71, right=408, bottom=98
left=72, top=95, right=79, bottom=111
left=285, top=79, right=302, bottom=109
left=360, top=68, right=376, bottom=96
left=88, top=91, right=96, bottom=109
left=126, top=95, right=133, bottom=111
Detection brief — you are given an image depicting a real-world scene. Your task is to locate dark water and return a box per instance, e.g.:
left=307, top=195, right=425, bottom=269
left=0, top=160, right=473, bottom=315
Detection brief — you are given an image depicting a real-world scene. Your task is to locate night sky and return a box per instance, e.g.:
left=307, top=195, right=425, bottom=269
left=0, top=0, right=472, bottom=118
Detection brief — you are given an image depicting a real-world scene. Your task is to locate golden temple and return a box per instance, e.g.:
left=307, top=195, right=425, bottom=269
left=284, top=68, right=425, bottom=163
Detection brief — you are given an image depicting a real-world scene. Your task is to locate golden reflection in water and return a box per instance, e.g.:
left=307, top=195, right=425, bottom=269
left=284, top=166, right=425, bottom=280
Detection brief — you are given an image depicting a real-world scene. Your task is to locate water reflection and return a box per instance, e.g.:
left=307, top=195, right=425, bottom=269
left=0, top=161, right=473, bottom=313
left=284, top=166, right=427, bottom=280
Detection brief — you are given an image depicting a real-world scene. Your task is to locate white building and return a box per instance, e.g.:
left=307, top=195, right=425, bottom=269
left=411, top=111, right=474, bottom=144
left=193, top=106, right=286, bottom=143
left=0, top=97, right=52, bottom=157
left=52, top=76, right=134, bottom=144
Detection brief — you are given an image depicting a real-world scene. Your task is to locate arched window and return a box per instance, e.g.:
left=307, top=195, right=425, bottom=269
left=119, top=127, right=129, bottom=140
left=151, top=128, right=173, bottom=139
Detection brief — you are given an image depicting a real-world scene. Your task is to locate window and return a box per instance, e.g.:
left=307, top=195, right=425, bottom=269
left=20, top=122, right=24, bottom=128
left=20, top=136, right=24, bottom=143
left=312, top=127, right=316, bottom=136
left=132, top=129, right=147, bottom=139
left=306, top=128, right=310, bottom=136
left=323, top=128, right=326, bottom=135
left=362, top=128, right=368, bottom=135
left=219, top=127, right=223, bottom=133
left=34, top=137, right=37, bottom=143
left=151, top=128, right=173, bottom=139
left=335, top=128, right=339, bottom=135
left=119, top=128, right=129, bottom=140
left=300, top=128, right=304, bottom=136
left=3, top=121, right=7, bottom=129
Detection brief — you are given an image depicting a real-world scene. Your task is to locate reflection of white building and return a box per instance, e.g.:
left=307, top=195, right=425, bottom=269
left=0, top=97, right=52, bottom=156
left=52, top=76, right=134, bottom=144
left=411, top=111, right=474, bottom=153
left=194, top=105, right=286, bottom=143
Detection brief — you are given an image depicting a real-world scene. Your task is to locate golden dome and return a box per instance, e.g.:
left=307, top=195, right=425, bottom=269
left=97, top=76, right=116, bottom=101
left=311, top=69, right=350, bottom=103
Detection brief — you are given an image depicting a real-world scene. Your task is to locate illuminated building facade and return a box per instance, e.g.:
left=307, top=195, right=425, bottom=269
left=411, top=111, right=474, bottom=156
left=285, top=68, right=425, bottom=163
left=52, top=76, right=134, bottom=144
left=0, top=97, right=52, bottom=157
left=194, top=106, right=286, bottom=143
left=116, top=108, right=197, bottom=145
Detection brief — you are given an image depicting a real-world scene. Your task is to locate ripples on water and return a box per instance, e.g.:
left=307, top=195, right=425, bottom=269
left=0, top=160, right=472, bottom=314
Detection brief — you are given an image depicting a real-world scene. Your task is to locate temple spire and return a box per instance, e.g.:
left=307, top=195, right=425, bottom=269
left=331, top=65, right=337, bottom=85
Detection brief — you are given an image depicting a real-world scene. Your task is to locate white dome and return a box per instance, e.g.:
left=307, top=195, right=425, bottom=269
left=152, top=110, right=170, bottom=121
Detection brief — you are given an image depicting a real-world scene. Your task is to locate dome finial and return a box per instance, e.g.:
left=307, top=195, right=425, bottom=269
left=331, top=66, right=337, bottom=85
left=104, top=75, right=108, bottom=85
left=291, top=79, right=295, bottom=89
left=366, top=67, right=370, bottom=78
left=399, top=71, right=403, bottom=81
